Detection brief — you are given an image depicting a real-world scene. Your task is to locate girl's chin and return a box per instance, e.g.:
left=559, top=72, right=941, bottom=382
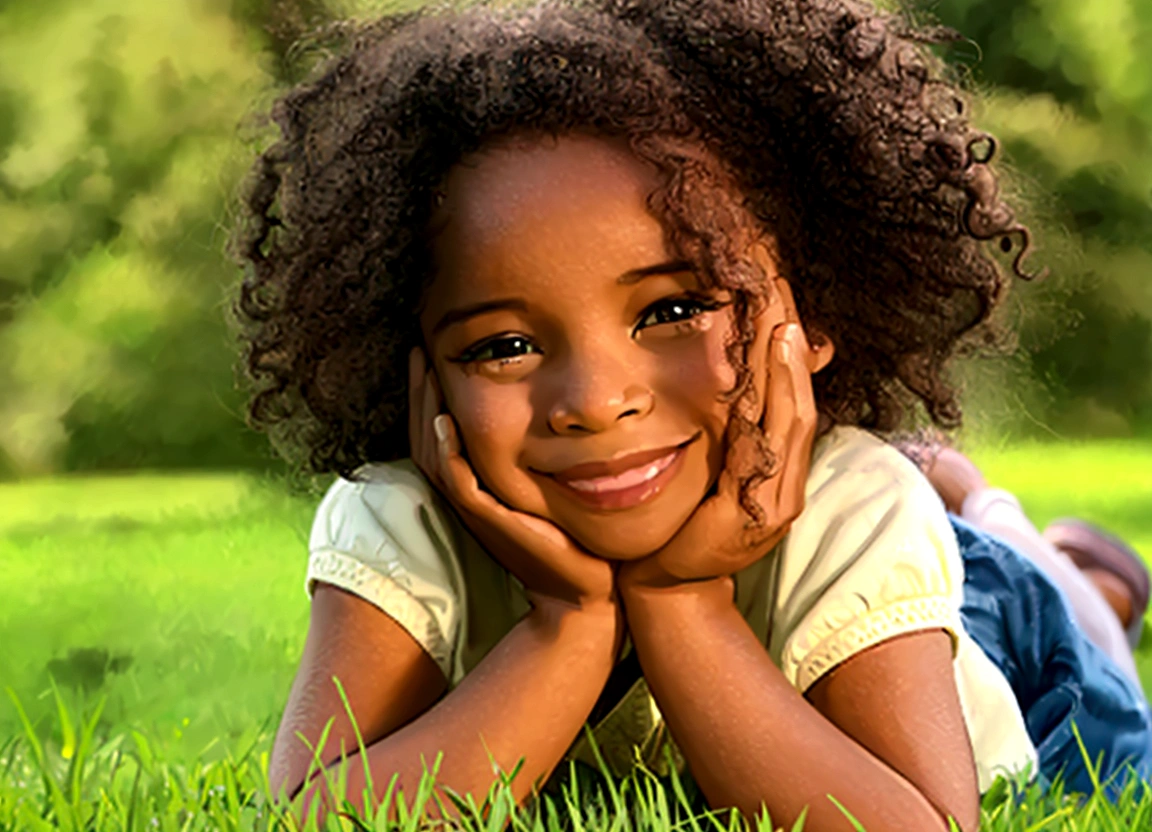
left=495, top=474, right=705, bottom=559
left=550, top=495, right=699, bottom=560
left=567, top=526, right=676, bottom=561
left=582, top=544, right=660, bottom=562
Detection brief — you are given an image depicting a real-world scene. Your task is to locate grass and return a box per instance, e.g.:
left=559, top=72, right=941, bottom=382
left=1, top=440, right=1151, bottom=830
left=0, top=473, right=316, bottom=762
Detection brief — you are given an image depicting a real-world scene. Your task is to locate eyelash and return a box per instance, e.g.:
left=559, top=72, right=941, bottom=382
left=448, top=294, right=728, bottom=365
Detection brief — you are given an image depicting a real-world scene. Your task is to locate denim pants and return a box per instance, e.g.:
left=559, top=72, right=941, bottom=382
left=954, top=517, right=1152, bottom=798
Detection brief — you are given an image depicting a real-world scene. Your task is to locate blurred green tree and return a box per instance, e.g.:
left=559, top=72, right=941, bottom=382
left=0, top=0, right=334, bottom=476
left=0, top=0, right=1149, bottom=478
left=930, top=0, right=1152, bottom=437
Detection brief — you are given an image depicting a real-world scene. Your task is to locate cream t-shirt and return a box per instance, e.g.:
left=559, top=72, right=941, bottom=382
left=305, top=426, right=1038, bottom=792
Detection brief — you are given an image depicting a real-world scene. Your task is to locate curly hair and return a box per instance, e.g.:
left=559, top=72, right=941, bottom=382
left=232, top=0, right=1031, bottom=522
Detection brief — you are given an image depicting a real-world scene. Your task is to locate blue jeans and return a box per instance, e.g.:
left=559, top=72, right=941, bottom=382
left=954, top=517, right=1152, bottom=798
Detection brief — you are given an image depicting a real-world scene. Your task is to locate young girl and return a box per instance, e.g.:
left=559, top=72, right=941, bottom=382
left=232, top=0, right=1152, bottom=828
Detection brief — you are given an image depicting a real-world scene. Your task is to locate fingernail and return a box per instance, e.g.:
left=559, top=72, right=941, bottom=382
left=433, top=414, right=449, bottom=444
left=786, top=323, right=804, bottom=353
left=776, top=326, right=794, bottom=359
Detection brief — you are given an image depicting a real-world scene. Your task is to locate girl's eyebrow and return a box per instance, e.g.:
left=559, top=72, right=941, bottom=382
left=617, top=259, right=695, bottom=284
left=431, top=260, right=695, bottom=335
left=432, top=298, right=529, bottom=335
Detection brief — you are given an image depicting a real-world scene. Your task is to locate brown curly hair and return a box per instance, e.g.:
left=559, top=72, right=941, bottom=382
left=232, top=0, right=1032, bottom=520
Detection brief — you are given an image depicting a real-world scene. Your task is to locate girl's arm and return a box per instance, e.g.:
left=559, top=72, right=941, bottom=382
left=620, top=576, right=979, bottom=832
left=274, top=582, right=623, bottom=826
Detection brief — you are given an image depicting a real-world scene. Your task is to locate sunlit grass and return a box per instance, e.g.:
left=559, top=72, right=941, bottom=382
left=0, top=472, right=319, bottom=759
left=0, top=474, right=255, bottom=534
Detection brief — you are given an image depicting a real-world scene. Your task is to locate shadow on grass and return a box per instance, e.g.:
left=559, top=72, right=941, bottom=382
left=44, top=647, right=134, bottom=695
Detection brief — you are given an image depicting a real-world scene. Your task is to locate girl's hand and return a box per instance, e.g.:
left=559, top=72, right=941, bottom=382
left=408, top=349, right=618, bottom=611
left=620, top=280, right=821, bottom=589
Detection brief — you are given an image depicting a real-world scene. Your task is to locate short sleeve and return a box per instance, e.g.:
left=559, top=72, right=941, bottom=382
left=305, top=461, right=465, bottom=679
left=772, top=428, right=965, bottom=693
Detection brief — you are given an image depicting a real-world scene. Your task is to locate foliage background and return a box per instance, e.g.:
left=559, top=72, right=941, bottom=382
left=0, top=0, right=1150, bottom=479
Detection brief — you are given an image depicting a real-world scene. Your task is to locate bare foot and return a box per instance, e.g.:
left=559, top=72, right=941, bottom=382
left=1044, top=518, right=1150, bottom=649
left=1079, top=567, right=1134, bottom=629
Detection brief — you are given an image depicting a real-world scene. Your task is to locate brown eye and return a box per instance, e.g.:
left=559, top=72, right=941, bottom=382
left=635, top=295, right=726, bottom=332
left=453, top=334, right=541, bottom=364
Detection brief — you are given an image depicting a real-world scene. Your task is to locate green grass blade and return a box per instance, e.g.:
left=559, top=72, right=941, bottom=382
left=47, top=678, right=76, bottom=765
left=824, top=795, right=866, bottom=832
left=787, top=805, right=807, bottom=832
left=331, top=675, right=377, bottom=820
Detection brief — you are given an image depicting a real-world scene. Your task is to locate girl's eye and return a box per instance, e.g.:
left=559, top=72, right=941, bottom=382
left=448, top=295, right=727, bottom=367
left=635, top=295, right=726, bottom=331
left=452, top=334, right=540, bottom=365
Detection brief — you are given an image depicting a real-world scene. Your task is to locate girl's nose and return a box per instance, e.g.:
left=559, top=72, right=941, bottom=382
left=547, top=369, right=655, bottom=434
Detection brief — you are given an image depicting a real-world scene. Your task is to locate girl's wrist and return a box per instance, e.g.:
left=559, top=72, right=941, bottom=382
left=617, top=558, right=733, bottom=597
left=526, top=588, right=621, bottom=618
left=526, top=591, right=625, bottom=655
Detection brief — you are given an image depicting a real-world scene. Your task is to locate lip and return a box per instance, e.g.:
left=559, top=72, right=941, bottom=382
left=546, top=435, right=698, bottom=481
left=539, top=434, right=699, bottom=512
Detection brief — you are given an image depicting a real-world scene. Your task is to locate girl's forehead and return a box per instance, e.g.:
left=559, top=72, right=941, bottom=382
left=431, top=135, right=672, bottom=273
left=421, top=135, right=687, bottom=328
left=437, top=134, right=662, bottom=231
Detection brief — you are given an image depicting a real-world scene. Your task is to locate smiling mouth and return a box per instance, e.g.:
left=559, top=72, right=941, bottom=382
left=561, top=449, right=680, bottom=493
left=539, top=433, right=699, bottom=511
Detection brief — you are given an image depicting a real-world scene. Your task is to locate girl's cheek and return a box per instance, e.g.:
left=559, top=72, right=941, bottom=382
left=694, top=310, right=739, bottom=398
left=444, top=376, right=534, bottom=482
left=652, top=322, right=737, bottom=430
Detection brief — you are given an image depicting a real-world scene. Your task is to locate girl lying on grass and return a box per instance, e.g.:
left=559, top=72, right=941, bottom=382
left=232, top=0, right=1152, bottom=828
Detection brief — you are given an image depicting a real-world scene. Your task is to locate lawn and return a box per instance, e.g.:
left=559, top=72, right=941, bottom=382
left=2, top=440, right=1152, bottom=830
left=0, top=474, right=319, bottom=766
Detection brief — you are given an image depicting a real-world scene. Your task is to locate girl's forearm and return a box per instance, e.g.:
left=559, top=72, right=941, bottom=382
left=298, top=598, right=622, bottom=825
left=620, top=579, right=957, bottom=832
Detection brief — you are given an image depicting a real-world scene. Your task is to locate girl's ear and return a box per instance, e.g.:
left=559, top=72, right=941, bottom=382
left=762, top=268, right=834, bottom=375
left=806, top=330, right=836, bottom=374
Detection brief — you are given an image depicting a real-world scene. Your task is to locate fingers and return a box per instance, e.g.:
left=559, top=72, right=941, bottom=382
left=645, top=315, right=819, bottom=579
left=738, top=270, right=795, bottom=423
left=422, top=358, right=440, bottom=464
left=430, top=410, right=579, bottom=595
left=715, top=321, right=816, bottom=541
left=774, top=276, right=801, bottom=326
left=430, top=409, right=498, bottom=516
left=406, top=352, right=531, bottom=533
left=738, top=291, right=777, bottom=424
left=424, top=391, right=523, bottom=534
left=758, top=322, right=818, bottom=526
left=432, top=411, right=467, bottom=498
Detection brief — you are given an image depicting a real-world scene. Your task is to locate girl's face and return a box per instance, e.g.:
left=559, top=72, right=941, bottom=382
left=420, top=134, right=789, bottom=560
